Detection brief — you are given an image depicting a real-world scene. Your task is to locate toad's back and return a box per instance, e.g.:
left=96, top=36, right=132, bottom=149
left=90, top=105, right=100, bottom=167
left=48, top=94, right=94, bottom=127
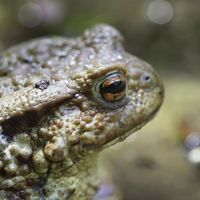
left=0, top=24, right=163, bottom=200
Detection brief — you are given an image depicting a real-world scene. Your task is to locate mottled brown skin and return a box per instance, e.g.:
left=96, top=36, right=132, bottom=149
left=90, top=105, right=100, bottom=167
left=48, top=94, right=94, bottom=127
left=0, top=24, right=163, bottom=200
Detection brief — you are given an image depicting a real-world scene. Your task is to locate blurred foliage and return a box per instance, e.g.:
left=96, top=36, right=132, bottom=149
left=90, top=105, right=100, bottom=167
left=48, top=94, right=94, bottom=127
left=0, top=0, right=200, bottom=74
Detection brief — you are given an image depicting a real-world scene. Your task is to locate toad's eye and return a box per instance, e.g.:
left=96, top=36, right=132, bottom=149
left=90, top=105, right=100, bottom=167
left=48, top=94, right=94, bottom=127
left=100, top=74, right=126, bottom=101
left=93, top=72, right=128, bottom=108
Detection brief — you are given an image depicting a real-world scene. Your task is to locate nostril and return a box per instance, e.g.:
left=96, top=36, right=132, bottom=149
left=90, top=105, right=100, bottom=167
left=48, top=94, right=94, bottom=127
left=141, top=73, right=151, bottom=82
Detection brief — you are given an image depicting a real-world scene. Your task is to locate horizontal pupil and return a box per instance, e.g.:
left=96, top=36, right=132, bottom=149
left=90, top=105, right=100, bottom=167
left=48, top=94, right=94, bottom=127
left=102, top=80, right=125, bottom=94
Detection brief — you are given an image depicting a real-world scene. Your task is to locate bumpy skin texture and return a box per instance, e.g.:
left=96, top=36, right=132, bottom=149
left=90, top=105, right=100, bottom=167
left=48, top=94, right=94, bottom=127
left=0, top=24, right=163, bottom=200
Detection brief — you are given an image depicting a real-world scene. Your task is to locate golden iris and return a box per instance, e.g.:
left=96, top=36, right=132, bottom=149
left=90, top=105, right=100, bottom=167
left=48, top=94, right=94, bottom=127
left=100, top=74, right=126, bottom=101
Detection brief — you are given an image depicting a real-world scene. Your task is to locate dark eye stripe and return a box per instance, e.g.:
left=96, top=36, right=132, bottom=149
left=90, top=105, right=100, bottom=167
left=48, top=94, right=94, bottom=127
left=100, top=74, right=126, bottom=101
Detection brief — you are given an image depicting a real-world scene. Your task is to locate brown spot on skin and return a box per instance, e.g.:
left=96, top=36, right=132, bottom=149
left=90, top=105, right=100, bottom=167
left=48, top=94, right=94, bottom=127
left=84, top=116, right=93, bottom=123
left=16, top=191, right=27, bottom=198
left=88, top=110, right=97, bottom=116
left=73, top=119, right=81, bottom=126
left=65, top=128, right=70, bottom=134
left=57, top=122, right=63, bottom=128
left=51, top=125, right=57, bottom=131
left=98, top=122, right=105, bottom=131
left=53, top=120, right=64, bottom=128
left=26, top=179, right=35, bottom=187
left=45, top=145, right=51, bottom=151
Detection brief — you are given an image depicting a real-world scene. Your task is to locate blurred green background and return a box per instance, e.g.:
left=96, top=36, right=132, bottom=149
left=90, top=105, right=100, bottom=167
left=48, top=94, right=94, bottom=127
left=0, top=1, right=200, bottom=200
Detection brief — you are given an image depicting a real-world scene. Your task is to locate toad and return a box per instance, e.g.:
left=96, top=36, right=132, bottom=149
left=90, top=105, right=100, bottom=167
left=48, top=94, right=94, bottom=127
left=0, top=24, right=163, bottom=199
